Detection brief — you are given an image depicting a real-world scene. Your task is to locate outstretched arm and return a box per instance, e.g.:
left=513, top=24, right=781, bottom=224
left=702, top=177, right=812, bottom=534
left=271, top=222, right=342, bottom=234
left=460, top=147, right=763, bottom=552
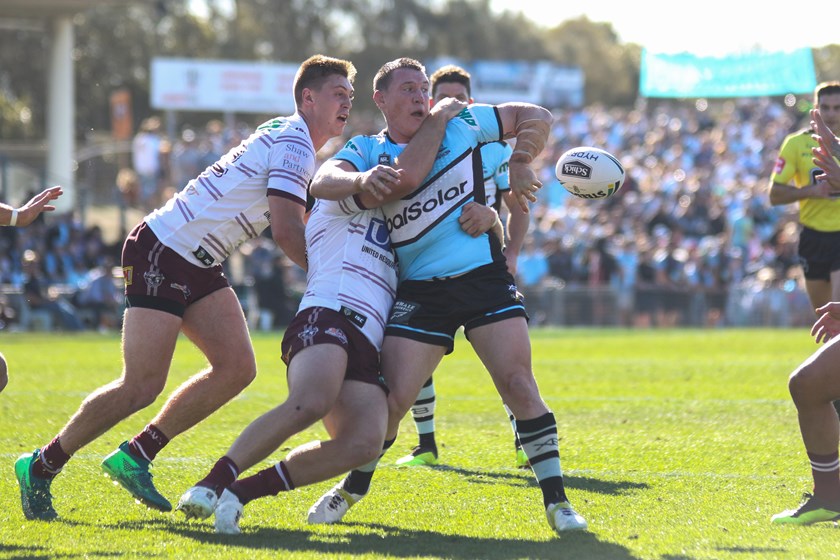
left=1, top=185, right=64, bottom=227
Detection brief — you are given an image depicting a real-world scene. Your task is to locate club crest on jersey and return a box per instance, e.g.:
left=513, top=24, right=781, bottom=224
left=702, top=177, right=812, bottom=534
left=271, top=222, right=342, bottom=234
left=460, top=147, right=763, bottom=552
left=378, top=154, right=391, bottom=166
left=144, top=270, right=164, bottom=289
left=325, top=327, right=348, bottom=344
left=389, top=300, right=418, bottom=323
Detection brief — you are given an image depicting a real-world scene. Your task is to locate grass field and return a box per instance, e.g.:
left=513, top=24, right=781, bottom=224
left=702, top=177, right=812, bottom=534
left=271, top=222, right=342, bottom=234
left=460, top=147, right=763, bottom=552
left=0, top=328, right=837, bottom=559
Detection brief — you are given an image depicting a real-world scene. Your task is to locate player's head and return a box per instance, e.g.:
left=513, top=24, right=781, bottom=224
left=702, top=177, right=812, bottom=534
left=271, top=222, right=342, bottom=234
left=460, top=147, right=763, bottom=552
left=293, top=55, right=356, bottom=148
left=372, top=58, right=430, bottom=143
left=815, top=81, right=840, bottom=129
left=430, top=65, right=473, bottom=106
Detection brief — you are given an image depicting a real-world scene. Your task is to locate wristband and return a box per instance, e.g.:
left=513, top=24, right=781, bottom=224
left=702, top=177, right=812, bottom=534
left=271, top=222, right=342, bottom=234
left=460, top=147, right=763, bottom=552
left=8, top=209, right=17, bottom=227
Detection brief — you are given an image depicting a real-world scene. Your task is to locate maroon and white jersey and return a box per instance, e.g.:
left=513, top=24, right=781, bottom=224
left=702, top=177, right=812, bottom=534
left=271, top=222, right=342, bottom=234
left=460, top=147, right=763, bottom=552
left=301, top=197, right=398, bottom=349
left=144, top=114, right=313, bottom=267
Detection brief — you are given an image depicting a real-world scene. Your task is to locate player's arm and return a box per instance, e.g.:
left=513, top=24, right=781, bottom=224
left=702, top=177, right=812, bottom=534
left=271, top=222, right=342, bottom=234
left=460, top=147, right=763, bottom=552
left=768, top=180, right=833, bottom=205
left=812, top=301, right=840, bottom=343
left=458, top=202, right=503, bottom=243
left=310, top=159, right=402, bottom=202
left=1, top=186, right=63, bottom=227
left=501, top=189, right=529, bottom=276
left=496, top=102, right=553, bottom=213
left=268, top=195, right=307, bottom=271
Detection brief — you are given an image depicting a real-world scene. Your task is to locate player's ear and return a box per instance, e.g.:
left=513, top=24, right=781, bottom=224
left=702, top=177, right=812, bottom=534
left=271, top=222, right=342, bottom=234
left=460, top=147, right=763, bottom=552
left=302, top=87, right=314, bottom=106
left=373, top=90, right=385, bottom=109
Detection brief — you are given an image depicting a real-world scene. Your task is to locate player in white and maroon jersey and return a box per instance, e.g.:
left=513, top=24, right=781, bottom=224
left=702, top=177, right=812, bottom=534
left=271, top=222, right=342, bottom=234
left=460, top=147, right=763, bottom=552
left=172, top=95, right=500, bottom=535
left=14, top=55, right=356, bottom=522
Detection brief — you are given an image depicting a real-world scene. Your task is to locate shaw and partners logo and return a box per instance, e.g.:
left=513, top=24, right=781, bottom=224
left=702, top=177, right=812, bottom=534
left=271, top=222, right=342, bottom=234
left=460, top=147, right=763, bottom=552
left=386, top=180, right=469, bottom=232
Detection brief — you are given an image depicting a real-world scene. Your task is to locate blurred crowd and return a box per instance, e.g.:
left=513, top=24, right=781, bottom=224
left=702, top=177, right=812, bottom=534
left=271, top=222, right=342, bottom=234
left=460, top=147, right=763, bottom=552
left=0, top=96, right=819, bottom=331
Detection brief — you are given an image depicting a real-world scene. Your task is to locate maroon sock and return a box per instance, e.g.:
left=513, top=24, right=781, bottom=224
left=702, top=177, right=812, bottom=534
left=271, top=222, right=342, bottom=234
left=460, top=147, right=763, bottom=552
left=196, top=456, right=241, bottom=497
left=228, top=461, right=294, bottom=505
left=808, top=451, right=840, bottom=503
left=128, top=424, right=170, bottom=462
left=34, top=437, right=71, bottom=478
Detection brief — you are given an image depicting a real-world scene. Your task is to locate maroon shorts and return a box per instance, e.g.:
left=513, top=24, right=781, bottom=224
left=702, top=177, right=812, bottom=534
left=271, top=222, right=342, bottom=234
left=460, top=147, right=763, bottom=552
left=121, top=222, right=230, bottom=317
left=281, top=307, right=387, bottom=393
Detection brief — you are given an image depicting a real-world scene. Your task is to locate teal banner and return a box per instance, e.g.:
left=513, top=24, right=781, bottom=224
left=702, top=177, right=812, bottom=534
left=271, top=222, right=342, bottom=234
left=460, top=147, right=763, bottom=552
left=640, top=48, right=817, bottom=98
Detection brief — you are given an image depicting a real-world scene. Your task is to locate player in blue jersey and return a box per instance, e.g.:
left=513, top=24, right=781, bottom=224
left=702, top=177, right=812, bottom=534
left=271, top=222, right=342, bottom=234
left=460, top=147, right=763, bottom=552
left=393, top=64, right=531, bottom=470
left=307, top=57, right=586, bottom=534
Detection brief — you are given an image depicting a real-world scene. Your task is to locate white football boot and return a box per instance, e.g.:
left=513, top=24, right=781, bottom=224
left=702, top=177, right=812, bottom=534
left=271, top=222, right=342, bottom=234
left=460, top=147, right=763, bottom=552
left=546, top=501, right=588, bottom=532
left=176, top=485, right=218, bottom=520
left=214, top=489, right=244, bottom=535
left=307, top=482, right=364, bottom=524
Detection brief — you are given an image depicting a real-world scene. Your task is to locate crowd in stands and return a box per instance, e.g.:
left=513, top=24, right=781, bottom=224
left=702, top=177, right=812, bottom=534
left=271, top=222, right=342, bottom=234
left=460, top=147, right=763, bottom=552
left=0, top=95, right=820, bottom=331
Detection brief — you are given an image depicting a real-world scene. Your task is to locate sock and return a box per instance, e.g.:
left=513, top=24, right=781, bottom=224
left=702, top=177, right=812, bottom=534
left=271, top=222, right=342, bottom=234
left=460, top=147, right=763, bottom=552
left=34, top=436, right=71, bottom=478
left=503, top=403, right=523, bottom=451
left=517, top=412, right=568, bottom=507
left=343, top=437, right=396, bottom=496
left=808, top=451, right=840, bottom=503
left=228, top=461, right=294, bottom=505
left=128, top=424, right=170, bottom=462
left=412, top=377, right=437, bottom=451
left=196, top=456, right=240, bottom=497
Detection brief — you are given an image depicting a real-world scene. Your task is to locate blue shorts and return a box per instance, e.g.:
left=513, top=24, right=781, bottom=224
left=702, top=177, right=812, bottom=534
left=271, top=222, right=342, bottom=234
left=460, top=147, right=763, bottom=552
left=385, top=262, right=528, bottom=354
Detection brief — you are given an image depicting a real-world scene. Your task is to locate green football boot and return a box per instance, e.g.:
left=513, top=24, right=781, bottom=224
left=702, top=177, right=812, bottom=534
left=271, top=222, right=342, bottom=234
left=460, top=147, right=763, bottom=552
left=101, top=441, right=172, bottom=512
left=395, top=445, right=438, bottom=467
left=772, top=493, right=840, bottom=525
left=15, top=450, right=58, bottom=521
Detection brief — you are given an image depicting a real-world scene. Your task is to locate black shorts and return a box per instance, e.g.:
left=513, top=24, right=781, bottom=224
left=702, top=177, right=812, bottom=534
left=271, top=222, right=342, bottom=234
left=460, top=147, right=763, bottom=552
left=281, top=307, right=387, bottom=393
left=122, top=222, right=230, bottom=317
left=385, top=262, right=528, bottom=354
left=798, top=227, right=840, bottom=281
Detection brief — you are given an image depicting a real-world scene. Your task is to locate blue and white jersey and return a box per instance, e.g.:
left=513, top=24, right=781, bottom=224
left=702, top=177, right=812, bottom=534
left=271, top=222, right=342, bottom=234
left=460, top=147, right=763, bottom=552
left=481, top=140, right=512, bottom=211
left=333, top=104, right=505, bottom=281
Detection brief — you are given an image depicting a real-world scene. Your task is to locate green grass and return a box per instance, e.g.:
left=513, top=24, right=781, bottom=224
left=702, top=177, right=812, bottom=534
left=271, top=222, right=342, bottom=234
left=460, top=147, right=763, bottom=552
left=0, top=329, right=837, bottom=559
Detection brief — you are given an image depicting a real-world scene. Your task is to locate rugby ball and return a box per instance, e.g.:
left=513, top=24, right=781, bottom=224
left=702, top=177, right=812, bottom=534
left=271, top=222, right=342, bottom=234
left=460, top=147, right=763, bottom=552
left=555, top=146, right=625, bottom=199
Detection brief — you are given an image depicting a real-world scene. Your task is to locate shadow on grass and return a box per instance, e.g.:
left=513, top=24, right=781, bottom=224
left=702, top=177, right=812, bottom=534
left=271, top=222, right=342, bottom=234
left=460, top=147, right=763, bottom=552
left=427, top=465, right=649, bottom=496
left=0, top=542, right=122, bottom=559
left=167, top=520, right=643, bottom=560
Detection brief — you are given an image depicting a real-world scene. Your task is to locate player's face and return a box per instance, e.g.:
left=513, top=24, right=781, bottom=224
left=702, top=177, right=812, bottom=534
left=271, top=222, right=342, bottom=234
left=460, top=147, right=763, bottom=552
left=818, top=92, right=840, bottom=130
left=311, top=74, right=354, bottom=139
left=377, top=68, right=430, bottom=143
left=431, top=82, right=471, bottom=106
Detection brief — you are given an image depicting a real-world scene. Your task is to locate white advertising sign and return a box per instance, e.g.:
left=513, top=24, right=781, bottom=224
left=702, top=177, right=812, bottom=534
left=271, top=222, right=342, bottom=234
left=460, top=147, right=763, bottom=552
left=151, top=57, right=298, bottom=113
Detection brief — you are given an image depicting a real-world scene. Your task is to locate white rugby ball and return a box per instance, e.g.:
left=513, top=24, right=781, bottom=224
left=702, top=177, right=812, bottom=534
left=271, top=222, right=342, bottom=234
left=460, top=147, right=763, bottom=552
left=555, top=146, right=625, bottom=199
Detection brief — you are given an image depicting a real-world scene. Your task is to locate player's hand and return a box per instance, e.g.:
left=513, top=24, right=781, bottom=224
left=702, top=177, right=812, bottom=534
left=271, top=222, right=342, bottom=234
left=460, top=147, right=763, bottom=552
left=458, top=202, right=497, bottom=237
left=16, top=185, right=63, bottom=227
left=812, top=302, right=840, bottom=343
left=356, top=166, right=402, bottom=201
left=429, top=97, right=467, bottom=121
left=508, top=161, right=540, bottom=213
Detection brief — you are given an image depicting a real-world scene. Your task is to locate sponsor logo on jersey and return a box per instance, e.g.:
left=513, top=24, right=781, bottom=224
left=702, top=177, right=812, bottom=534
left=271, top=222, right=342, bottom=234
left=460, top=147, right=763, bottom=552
left=773, top=157, right=785, bottom=175
left=561, top=160, right=592, bottom=179
left=344, top=139, right=360, bottom=153
left=389, top=300, right=419, bottom=323
left=340, top=305, right=367, bottom=328
left=122, top=266, right=133, bottom=286
left=365, top=217, right=391, bottom=250
left=386, top=180, right=469, bottom=232
left=144, top=270, right=164, bottom=289
left=325, top=327, right=348, bottom=344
